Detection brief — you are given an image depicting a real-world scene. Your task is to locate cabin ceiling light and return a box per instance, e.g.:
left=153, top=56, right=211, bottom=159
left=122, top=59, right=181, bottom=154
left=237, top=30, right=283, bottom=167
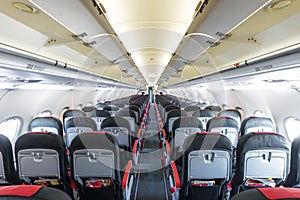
left=12, top=2, right=38, bottom=14
left=264, top=0, right=292, bottom=11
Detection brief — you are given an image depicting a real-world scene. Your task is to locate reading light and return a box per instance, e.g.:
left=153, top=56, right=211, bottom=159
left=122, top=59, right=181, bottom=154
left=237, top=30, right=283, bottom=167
left=12, top=2, right=38, bottom=14
left=264, top=0, right=292, bottom=11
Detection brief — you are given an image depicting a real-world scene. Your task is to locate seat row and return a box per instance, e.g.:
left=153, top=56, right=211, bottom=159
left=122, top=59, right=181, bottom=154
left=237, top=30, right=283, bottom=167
left=0, top=94, right=151, bottom=200
left=153, top=96, right=299, bottom=200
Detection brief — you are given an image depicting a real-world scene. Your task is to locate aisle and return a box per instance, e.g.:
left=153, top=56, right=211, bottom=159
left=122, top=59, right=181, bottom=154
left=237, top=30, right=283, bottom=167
left=133, top=103, right=169, bottom=200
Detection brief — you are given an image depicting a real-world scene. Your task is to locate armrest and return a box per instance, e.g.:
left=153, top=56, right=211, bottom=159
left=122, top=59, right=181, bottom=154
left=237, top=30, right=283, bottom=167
left=122, top=160, right=132, bottom=189
left=171, top=161, right=180, bottom=189
left=132, top=140, right=139, bottom=165
left=165, top=140, right=171, bottom=155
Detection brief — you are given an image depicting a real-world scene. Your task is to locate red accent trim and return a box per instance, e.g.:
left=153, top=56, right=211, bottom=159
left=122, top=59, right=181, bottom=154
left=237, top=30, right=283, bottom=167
left=197, top=132, right=220, bottom=135
left=252, top=132, right=277, bottom=135
left=0, top=185, right=43, bottom=197
left=132, top=140, right=138, bottom=154
left=258, top=188, right=300, bottom=199
left=165, top=140, right=171, bottom=155
left=216, top=116, right=232, bottom=119
left=171, top=161, right=180, bottom=188
left=121, top=160, right=132, bottom=189
left=162, top=129, right=166, bottom=138
left=27, top=132, right=51, bottom=135
left=83, top=131, right=107, bottom=135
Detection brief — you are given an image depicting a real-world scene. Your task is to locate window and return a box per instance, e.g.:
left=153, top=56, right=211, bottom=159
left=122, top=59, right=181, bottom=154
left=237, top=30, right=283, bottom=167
left=254, top=110, right=269, bottom=118
left=285, top=117, right=300, bottom=142
left=0, top=116, right=23, bottom=142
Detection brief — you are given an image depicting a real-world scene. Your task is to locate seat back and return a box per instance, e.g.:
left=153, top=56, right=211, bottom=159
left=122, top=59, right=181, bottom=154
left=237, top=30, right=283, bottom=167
left=15, top=132, right=71, bottom=194
left=172, top=117, right=203, bottom=150
left=128, top=105, right=141, bottom=123
left=0, top=135, right=18, bottom=185
left=63, top=109, right=86, bottom=126
left=207, top=117, right=239, bottom=147
left=231, top=132, right=290, bottom=195
left=192, top=109, right=215, bottom=130
left=88, top=110, right=111, bottom=131
left=103, top=106, right=119, bottom=116
left=28, top=116, right=63, bottom=137
left=218, top=109, right=241, bottom=128
left=183, top=105, right=199, bottom=116
left=180, top=132, right=232, bottom=200
left=70, top=132, right=121, bottom=200
left=163, top=105, right=180, bottom=123
left=65, top=116, right=97, bottom=147
left=101, top=117, right=131, bottom=150
left=166, top=110, right=188, bottom=136
left=114, top=109, right=137, bottom=134
left=240, top=116, right=275, bottom=137
left=284, top=135, right=300, bottom=187
left=0, top=185, right=72, bottom=200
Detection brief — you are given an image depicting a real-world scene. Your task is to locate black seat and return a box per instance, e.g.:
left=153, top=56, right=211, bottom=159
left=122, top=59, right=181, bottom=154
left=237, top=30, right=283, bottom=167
left=171, top=117, right=203, bottom=163
left=240, top=116, right=275, bottom=137
left=192, top=109, right=215, bottom=131
left=207, top=117, right=239, bottom=147
left=69, top=132, right=134, bottom=200
left=88, top=110, right=111, bottom=131
left=284, top=135, right=300, bottom=187
left=114, top=109, right=138, bottom=135
left=0, top=134, right=19, bottom=185
left=15, top=132, right=72, bottom=197
left=64, top=116, right=97, bottom=147
left=28, top=116, right=63, bottom=137
left=0, top=185, right=72, bottom=200
left=164, top=109, right=188, bottom=142
left=231, top=132, right=290, bottom=196
left=101, top=117, right=132, bottom=168
left=183, top=105, right=199, bottom=116
left=169, top=132, right=233, bottom=200
left=218, top=109, right=241, bottom=128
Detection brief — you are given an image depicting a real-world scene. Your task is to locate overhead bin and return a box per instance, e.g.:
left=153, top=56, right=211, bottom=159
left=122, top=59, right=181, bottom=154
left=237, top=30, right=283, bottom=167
left=176, top=0, right=271, bottom=61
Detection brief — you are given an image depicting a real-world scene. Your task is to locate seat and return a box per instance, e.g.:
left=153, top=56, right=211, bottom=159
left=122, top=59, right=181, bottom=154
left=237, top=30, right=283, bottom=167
left=69, top=132, right=134, bottom=200
left=231, top=132, right=290, bottom=196
left=101, top=117, right=132, bottom=150
left=207, top=117, right=239, bottom=147
left=231, top=187, right=300, bottom=200
left=14, top=132, right=72, bottom=196
left=103, top=105, right=120, bottom=116
left=0, top=134, right=19, bottom=185
left=63, top=109, right=86, bottom=133
left=101, top=117, right=133, bottom=167
left=114, top=109, right=138, bottom=135
left=28, top=116, right=63, bottom=137
left=64, top=116, right=97, bottom=147
left=183, top=105, right=199, bottom=116
left=88, top=110, right=111, bottom=131
left=240, top=116, right=275, bottom=137
left=218, top=109, right=241, bottom=128
left=0, top=185, right=72, bottom=200
left=169, top=132, right=233, bottom=200
left=163, top=105, right=180, bottom=124
left=95, top=102, right=108, bottom=110
left=192, top=109, right=215, bottom=131
left=128, top=105, right=141, bottom=124
left=284, top=135, right=300, bottom=187
left=164, top=110, right=188, bottom=142
left=171, top=117, right=203, bottom=163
